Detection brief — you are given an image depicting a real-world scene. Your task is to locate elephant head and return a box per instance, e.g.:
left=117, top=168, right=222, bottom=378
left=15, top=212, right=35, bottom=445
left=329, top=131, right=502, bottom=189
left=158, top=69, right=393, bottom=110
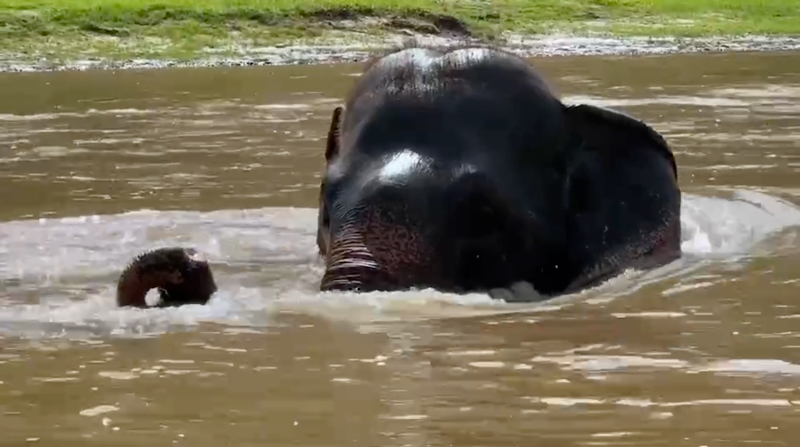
left=315, top=46, right=681, bottom=299
left=116, top=247, right=218, bottom=307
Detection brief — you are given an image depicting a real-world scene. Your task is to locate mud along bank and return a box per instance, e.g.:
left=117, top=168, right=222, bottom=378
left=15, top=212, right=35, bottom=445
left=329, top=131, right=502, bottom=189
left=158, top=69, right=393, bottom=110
left=1, top=0, right=800, bottom=72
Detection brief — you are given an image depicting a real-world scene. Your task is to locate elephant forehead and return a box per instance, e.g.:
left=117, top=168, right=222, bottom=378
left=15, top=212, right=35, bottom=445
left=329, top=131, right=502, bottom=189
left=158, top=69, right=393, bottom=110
left=377, top=48, right=439, bottom=70
left=361, top=150, right=484, bottom=197
left=443, top=48, right=499, bottom=66
left=378, top=47, right=498, bottom=70
left=373, top=150, right=478, bottom=183
left=376, top=149, right=432, bottom=181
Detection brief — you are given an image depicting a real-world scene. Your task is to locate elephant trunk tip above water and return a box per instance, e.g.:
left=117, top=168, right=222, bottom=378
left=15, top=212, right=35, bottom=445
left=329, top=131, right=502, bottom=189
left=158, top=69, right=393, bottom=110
left=116, top=247, right=218, bottom=308
left=315, top=44, right=682, bottom=300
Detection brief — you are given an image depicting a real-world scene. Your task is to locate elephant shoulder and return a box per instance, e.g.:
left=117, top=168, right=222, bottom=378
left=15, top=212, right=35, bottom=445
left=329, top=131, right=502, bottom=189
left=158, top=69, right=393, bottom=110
left=564, top=103, right=676, bottom=179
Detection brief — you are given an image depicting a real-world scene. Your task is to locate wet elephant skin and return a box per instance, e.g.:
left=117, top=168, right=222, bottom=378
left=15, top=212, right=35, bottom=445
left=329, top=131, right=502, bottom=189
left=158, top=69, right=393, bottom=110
left=316, top=45, right=682, bottom=299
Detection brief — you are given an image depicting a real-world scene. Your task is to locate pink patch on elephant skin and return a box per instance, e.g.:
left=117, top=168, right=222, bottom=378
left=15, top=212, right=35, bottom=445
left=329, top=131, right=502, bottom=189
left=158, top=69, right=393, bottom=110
left=323, top=206, right=438, bottom=290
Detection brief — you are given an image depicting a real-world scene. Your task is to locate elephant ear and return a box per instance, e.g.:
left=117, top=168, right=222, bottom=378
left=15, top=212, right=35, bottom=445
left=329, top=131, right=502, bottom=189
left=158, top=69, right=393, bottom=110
left=325, top=106, right=344, bottom=162
left=564, top=104, right=677, bottom=179
left=318, top=106, right=344, bottom=256
left=561, top=103, right=681, bottom=292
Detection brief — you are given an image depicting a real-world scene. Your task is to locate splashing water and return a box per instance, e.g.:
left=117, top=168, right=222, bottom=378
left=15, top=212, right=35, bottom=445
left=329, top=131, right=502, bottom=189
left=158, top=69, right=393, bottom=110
left=0, top=190, right=798, bottom=339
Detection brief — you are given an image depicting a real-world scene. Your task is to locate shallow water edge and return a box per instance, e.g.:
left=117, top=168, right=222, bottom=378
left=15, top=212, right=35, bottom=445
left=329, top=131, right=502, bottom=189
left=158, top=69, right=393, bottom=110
left=3, top=31, right=800, bottom=73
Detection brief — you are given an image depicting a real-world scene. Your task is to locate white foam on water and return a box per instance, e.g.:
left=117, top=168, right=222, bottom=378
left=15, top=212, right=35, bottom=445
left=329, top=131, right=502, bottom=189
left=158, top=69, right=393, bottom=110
left=679, top=189, right=800, bottom=256
left=0, top=190, right=798, bottom=339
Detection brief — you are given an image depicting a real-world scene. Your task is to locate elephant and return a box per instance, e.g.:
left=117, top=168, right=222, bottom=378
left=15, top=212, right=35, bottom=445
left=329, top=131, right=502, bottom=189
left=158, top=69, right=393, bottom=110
left=316, top=45, right=681, bottom=299
left=116, top=247, right=218, bottom=308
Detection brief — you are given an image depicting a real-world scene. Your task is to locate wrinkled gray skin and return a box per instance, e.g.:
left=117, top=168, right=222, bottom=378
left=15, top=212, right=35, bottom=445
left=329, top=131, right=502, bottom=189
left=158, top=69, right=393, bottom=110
left=316, top=45, right=681, bottom=299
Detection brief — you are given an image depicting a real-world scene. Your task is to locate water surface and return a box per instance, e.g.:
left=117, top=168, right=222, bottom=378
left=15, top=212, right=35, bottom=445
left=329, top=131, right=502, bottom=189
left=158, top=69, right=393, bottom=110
left=1, top=51, right=800, bottom=446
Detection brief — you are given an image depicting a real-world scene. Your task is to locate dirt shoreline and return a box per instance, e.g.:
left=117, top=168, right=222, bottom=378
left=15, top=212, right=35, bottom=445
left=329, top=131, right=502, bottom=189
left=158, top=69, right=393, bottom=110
left=2, top=30, right=800, bottom=73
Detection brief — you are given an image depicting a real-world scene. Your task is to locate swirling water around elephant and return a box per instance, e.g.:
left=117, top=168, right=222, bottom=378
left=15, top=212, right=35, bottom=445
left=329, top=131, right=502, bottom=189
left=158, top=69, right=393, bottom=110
left=1, top=51, right=800, bottom=445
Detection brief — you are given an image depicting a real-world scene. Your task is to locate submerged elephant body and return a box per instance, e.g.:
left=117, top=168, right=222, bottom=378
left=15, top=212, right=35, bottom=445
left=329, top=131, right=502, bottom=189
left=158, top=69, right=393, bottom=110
left=317, top=46, right=681, bottom=298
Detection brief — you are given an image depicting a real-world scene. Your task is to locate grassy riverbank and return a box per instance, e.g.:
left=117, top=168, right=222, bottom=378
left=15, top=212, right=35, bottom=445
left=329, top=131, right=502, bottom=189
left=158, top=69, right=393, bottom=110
left=2, top=0, right=799, bottom=65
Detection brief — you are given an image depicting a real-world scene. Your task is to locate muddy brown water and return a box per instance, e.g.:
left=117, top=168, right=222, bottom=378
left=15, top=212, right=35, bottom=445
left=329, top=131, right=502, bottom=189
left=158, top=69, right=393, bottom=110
left=1, top=51, right=800, bottom=446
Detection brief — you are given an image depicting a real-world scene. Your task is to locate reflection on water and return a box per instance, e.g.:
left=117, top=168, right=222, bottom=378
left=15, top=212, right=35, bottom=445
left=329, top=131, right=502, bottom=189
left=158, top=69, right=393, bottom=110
left=1, top=51, right=800, bottom=445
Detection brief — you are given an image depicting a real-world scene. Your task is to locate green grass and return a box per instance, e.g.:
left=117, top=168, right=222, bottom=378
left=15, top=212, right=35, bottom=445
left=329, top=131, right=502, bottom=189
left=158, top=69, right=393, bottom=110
left=1, top=0, right=799, bottom=63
